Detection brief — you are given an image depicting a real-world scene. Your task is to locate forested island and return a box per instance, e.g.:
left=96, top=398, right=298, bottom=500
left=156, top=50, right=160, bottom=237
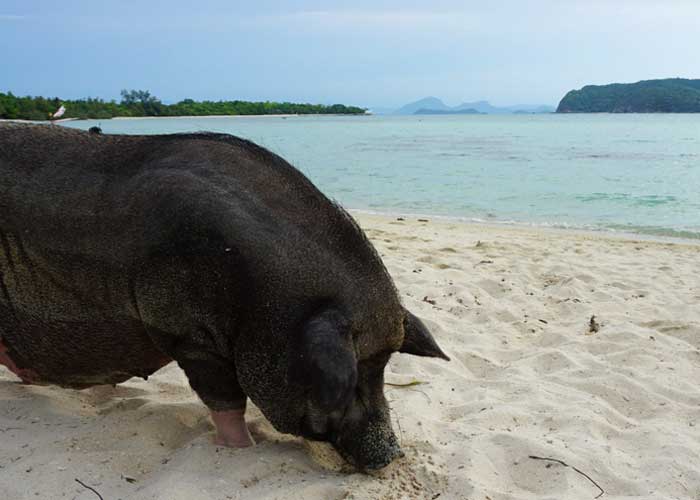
left=0, top=90, right=367, bottom=120
left=557, top=78, right=700, bottom=113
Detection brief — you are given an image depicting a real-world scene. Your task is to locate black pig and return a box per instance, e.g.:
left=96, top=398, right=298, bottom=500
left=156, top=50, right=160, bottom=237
left=0, top=124, right=448, bottom=470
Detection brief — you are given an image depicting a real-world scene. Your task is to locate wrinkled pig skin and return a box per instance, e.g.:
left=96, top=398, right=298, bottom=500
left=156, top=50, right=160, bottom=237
left=0, top=124, right=449, bottom=470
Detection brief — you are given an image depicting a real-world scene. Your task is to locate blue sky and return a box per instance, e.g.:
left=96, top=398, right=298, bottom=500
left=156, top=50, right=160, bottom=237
left=2, top=1, right=698, bottom=108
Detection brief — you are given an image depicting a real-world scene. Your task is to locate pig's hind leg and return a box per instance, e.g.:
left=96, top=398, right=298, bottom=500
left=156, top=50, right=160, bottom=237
left=0, top=336, right=40, bottom=384
left=0, top=339, right=30, bottom=382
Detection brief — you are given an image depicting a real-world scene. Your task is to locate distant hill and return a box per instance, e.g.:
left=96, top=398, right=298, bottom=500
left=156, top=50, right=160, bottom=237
left=454, top=100, right=504, bottom=114
left=457, top=101, right=555, bottom=114
left=394, top=97, right=554, bottom=115
left=414, top=108, right=482, bottom=115
left=395, top=97, right=451, bottom=115
left=557, top=78, right=700, bottom=113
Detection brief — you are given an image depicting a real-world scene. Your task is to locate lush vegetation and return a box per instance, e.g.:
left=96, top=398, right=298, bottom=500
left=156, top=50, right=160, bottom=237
left=0, top=89, right=367, bottom=120
left=557, top=79, right=700, bottom=113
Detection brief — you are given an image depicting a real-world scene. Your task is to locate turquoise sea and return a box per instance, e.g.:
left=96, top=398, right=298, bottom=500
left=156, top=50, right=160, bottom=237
left=63, top=114, right=700, bottom=240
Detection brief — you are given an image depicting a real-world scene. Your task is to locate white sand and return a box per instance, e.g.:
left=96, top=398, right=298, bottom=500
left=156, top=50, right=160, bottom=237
left=1, top=214, right=699, bottom=499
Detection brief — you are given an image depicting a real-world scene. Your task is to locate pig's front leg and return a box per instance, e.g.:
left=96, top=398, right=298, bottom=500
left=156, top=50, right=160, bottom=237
left=133, top=260, right=254, bottom=448
left=177, top=356, right=254, bottom=448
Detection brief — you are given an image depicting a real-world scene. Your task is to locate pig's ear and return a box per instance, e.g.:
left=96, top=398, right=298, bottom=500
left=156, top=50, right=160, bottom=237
left=399, top=311, right=450, bottom=361
left=291, top=309, right=358, bottom=411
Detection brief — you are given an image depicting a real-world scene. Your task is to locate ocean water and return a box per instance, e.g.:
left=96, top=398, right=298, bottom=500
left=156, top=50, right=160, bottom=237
left=63, top=114, right=700, bottom=240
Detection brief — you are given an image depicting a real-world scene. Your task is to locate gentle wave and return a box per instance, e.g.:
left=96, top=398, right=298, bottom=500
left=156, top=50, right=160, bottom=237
left=602, top=224, right=700, bottom=241
left=576, top=193, right=680, bottom=206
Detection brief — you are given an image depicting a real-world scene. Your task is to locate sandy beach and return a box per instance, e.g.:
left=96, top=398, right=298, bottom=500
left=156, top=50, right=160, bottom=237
left=1, top=214, right=699, bottom=500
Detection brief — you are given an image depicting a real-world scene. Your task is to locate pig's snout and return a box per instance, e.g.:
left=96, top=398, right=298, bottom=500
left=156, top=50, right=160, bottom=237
left=334, top=411, right=403, bottom=471
left=361, top=438, right=404, bottom=470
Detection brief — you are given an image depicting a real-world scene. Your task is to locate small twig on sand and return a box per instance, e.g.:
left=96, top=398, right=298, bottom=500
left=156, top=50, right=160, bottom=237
left=385, top=381, right=432, bottom=404
left=385, top=380, right=424, bottom=387
left=75, top=479, right=104, bottom=500
left=528, top=455, right=604, bottom=499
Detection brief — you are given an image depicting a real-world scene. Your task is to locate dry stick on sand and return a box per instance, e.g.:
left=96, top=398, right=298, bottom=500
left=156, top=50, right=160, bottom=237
left=528, top=455, right=605, bottom=499
left=385, top=380, right=424, bottom=387
left=385, top=380, right=431, bottom=404
left=75, top=479, right=105, bottom=500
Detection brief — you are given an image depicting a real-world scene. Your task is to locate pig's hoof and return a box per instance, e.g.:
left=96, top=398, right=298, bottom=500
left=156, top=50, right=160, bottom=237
left=211, top=409, right=255, bottom=448
left=214, top=432, right=255, bottom=448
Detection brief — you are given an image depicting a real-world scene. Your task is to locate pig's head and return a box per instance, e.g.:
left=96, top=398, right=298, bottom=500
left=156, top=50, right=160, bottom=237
left=235, top=305, right=449, bottom=470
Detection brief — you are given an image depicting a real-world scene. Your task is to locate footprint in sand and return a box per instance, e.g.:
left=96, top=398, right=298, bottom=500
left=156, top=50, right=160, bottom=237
left=525, top=350, right=579, bottom=376
left=475, top=279, right=508, bottom=299
left=96, top=396, right=150, bottom=415
left=455, top=352, right=505, bottom=379
left=417, top=255, right=455, bottom=270
left=641, top=320, right=700, bottom=349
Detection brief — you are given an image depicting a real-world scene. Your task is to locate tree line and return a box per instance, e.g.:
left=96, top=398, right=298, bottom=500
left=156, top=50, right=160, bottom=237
left=0, top=89, right=367, bottom=120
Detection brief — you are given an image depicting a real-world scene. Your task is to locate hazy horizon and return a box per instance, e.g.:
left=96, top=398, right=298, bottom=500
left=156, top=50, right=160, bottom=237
left=3, top=1, right=699, bottom=108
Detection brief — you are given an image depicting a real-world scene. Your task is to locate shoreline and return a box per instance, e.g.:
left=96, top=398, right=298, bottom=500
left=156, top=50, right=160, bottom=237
left=349, top=208, right=700, bottom=246
left=1, top=113, right=367, bottom=124
left=111, top=114, right=298, bottom=119
left=111, top=113, right=369, bottom=119
left=0, top=117, right=79, bottom=123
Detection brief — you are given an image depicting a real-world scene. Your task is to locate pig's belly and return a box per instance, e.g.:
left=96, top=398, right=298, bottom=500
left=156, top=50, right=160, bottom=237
left=0, top=310, right=173, bottom=387
left=0, top=233, right=173, bottom=387
left=0, top=308, right=172, bottom=387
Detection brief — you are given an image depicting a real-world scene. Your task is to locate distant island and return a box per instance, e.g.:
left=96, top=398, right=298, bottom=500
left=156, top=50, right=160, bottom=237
left=0, top=89, right=367, bottom=121
left=414, top=108, right=482, bottom=115
left=557, top=78, right=700, bottom=113
left=388, top=97, right=554, bottom=115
